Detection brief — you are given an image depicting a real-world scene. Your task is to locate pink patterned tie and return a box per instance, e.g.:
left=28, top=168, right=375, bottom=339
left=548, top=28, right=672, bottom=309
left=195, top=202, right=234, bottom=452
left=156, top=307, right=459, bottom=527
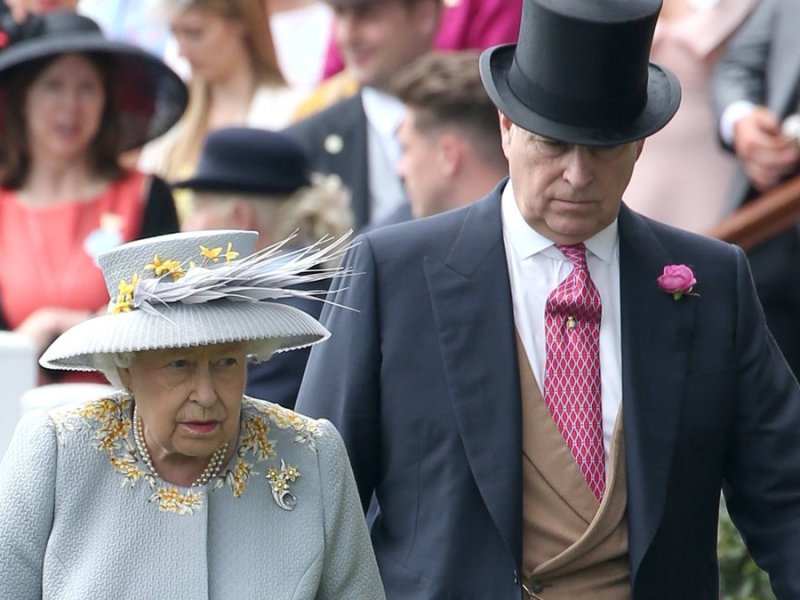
left=544, top=243, right=605, bottom=501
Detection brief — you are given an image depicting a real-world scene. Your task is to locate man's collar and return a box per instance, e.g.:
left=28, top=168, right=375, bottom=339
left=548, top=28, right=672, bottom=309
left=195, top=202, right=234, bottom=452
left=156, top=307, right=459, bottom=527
left=361, top=86, right=405, bottom=138
left=501, top=180, right=618, bottom=263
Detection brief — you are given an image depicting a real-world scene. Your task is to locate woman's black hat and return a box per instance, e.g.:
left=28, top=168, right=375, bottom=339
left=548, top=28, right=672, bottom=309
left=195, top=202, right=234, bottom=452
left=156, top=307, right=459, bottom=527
left=172, top=127, right=312, bottom=196
left=0, top=11, right=187, bottom=150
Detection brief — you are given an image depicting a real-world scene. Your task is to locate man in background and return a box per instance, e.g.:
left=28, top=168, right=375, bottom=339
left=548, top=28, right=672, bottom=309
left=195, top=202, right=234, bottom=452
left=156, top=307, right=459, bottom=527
left=392, top=50, right=507, bottom=220
left=284, top=0, right=441, bottom=231
left=712, top=0, right=800, bottom=379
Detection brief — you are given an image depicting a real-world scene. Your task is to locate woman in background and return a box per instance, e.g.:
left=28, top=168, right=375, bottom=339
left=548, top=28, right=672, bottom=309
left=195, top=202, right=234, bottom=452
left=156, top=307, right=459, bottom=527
left=0, top=11, right=186, bottom=381
left=140, top=0, right=301, bottom=218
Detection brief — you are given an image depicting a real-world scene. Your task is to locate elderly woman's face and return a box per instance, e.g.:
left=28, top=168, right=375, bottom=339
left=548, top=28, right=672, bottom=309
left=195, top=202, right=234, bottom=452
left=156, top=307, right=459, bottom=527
left=118, top=342, right=248, bottom=466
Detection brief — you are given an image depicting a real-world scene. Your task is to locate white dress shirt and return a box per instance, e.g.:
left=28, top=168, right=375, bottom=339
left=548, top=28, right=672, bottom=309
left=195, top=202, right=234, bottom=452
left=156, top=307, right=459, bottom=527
left=361, top=87, right=407, bottom=225
left=501, top=182, right=623, bottom=457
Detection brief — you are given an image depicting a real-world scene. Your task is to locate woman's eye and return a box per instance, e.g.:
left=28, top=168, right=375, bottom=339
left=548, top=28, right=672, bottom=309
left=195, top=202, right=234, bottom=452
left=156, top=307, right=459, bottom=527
left=167, top=359, right=189, bottom=369
left=216, top=357, right=239, bottom=368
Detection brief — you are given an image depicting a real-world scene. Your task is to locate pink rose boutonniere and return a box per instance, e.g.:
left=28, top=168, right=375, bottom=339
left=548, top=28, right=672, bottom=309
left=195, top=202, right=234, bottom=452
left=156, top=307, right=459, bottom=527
left=657, top=264, right=698, bottom=301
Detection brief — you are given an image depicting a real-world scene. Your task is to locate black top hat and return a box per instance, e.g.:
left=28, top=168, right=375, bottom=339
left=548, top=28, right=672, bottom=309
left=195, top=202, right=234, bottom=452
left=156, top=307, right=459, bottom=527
left=480, top=0, right=681, bottom=146
left=172, top=127, right=312, bottom=196
left=0, top=11, right=187, bottom=150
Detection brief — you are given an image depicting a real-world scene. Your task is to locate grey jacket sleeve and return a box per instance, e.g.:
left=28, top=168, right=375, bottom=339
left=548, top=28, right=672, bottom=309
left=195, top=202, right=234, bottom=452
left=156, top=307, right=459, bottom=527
left=711, top=0, right=776, bottom=146
left=296, top=237, right=382, bottom=511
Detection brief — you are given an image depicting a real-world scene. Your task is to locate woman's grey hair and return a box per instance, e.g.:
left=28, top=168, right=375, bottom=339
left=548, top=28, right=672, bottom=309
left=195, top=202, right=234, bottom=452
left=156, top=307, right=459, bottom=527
left=93, top=352, right=134, bottom=389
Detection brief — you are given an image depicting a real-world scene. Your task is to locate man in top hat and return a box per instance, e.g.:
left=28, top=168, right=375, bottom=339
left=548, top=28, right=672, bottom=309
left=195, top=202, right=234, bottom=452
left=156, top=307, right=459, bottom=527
left=296, top=0, right=800, bottom=597
left=283, top=0, right=443, bottom=231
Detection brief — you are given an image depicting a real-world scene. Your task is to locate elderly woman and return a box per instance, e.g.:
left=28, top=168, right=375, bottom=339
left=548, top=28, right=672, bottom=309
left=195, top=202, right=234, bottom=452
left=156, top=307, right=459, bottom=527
left=0, top=11, right=186, bottom=381
left=175, top=126, right=351, bottom=408
left=0, top=229, right=385, bottom=599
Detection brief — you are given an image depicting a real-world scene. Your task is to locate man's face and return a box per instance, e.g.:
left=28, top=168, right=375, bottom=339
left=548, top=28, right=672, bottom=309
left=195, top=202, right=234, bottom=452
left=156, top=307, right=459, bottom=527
left=500, top=113, right=644, bottom=244
left=396, top=111, right=450, bottom=218
left=333, top=0, right=437, bottom=90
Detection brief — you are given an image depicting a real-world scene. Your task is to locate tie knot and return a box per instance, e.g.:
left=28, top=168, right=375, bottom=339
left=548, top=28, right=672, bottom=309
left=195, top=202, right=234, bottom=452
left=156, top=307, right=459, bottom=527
left=555, top=243, right=588, bottom=271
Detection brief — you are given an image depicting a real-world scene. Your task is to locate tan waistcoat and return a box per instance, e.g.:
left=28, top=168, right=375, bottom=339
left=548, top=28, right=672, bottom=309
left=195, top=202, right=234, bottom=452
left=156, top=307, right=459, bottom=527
left=518, top=337, right=631, bottom=599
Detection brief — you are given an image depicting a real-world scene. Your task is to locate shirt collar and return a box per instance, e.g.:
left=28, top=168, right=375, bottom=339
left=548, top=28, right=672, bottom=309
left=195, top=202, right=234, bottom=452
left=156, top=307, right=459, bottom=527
left=361, top=86, right=405, bottom=139
left=501, top=180, right=618, bottom=264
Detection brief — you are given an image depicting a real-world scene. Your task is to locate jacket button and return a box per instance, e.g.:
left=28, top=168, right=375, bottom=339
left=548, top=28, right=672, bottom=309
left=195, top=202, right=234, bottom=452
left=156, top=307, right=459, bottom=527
left=531, top=580, right=544, bottom=594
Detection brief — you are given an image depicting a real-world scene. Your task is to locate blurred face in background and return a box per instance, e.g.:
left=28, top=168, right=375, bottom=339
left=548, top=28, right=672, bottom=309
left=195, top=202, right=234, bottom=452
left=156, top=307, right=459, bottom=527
left=24, top=53, right=105, bottom=164
left=396, top=110, right=450, bottom=218
left=333, top=0, right=439, bottom=90
left=170, top=8, right=249, bottom=84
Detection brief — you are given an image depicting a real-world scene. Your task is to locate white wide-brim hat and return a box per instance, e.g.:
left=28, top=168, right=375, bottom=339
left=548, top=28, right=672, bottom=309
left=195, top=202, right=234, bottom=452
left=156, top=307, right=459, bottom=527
left=40, top=230, right=347, bottom=373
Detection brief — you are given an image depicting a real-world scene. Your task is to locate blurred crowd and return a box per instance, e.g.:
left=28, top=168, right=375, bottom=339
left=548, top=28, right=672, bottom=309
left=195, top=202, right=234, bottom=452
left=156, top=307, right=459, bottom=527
left=2, top=0, right=800, bottom=397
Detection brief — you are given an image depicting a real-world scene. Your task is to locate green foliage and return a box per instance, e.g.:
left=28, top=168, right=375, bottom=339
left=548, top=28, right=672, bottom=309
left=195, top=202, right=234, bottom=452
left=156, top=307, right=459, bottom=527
left=718, top=500, right=775, bottom=600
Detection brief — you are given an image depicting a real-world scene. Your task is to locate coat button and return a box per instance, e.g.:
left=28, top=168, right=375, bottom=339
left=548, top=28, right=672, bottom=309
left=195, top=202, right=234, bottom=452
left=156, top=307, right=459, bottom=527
left=531, top=580, right=544, bottom=594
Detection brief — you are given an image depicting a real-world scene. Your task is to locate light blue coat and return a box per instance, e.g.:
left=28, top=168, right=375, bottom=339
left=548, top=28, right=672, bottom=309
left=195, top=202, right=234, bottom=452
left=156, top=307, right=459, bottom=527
left=0, top=394, right=385, bottom=599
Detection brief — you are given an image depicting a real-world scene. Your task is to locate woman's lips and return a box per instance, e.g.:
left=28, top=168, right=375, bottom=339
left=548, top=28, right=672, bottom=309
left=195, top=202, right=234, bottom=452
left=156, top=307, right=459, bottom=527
left=181, top=421, right=219, bottom=434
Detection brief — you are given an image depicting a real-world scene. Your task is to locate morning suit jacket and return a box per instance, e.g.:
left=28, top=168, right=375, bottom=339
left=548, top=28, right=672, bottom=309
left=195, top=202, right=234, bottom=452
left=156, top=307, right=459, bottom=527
left=244, top=284, right=325, bottom=410
left=711, top=0, right=800, bottom=377
left=283, top=94, right=370, bottom=230
left=296, top=181, right=800, bottom=599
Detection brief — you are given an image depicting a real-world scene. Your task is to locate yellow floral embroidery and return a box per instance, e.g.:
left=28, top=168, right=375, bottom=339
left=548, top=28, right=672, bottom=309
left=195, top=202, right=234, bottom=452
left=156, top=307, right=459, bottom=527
left=239, top=416, right=276, bottom=461
left=150, top=487, right=203, bottom=515
left=54, top=394, right=322, bottom=515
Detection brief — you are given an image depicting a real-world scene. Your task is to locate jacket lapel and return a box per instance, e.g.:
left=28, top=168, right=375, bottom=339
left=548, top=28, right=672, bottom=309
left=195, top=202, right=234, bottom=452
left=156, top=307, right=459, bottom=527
left=424, top=185, right=523, bottom=565
left=617, top=206, right=696, bottom=579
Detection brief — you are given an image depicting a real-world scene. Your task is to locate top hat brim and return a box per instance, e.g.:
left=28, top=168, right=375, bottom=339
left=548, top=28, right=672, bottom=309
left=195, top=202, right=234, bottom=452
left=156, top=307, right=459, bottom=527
left=480, top=44, right=681, bottom=146
left=0, top=33, right=187, bottom=150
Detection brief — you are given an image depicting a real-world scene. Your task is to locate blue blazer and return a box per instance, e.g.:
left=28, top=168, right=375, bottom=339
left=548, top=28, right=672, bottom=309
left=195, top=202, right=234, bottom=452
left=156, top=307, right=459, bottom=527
left=296, top=182, right=800, bottom=599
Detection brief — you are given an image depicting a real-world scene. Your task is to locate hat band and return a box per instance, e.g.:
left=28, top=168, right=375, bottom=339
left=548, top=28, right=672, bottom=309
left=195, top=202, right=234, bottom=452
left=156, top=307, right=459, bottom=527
left=507, top=57, right=648, bottom=131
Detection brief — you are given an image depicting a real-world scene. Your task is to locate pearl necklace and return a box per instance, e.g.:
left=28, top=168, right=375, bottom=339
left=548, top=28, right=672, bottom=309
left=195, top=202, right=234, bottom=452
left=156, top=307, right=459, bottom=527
left=133, top=405, right=229, bottom=487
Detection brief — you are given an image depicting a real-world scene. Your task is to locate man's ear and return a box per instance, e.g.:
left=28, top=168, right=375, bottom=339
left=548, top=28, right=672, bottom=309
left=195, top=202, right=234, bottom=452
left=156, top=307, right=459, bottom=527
left=499, top=111, right=514, bottom=159
left=438, top=131, right=463, bottom=178
left=412, top=0, right=441, bottom=39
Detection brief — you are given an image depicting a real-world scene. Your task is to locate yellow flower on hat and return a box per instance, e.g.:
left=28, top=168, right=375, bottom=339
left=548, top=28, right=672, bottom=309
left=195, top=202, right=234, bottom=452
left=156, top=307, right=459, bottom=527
left=145, top=255, right=185, bottom=281
left=200, top=245, right=222, bottom=263
left=223, top=242, right=239, bottom=265
left=112, top=273, right=140, bottom=313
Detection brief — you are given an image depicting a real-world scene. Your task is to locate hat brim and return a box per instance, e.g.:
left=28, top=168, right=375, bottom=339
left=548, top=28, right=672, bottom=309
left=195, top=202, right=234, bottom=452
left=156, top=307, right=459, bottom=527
left=171, top=174, right=308, bottom=197
left=480, top=44, right=681, bottom=146
left=0, top=34, right=187, bottom=150
left=40, top=301, right=329, bottom=372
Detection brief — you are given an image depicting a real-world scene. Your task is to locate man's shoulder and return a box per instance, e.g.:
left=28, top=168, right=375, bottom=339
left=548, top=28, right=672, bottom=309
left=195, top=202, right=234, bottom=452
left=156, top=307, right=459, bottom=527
left=623, top=206, right=743, bottom=265
left=363, top=191, right=500, bottom=259
left=283, top=94, right=364, bottom=139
